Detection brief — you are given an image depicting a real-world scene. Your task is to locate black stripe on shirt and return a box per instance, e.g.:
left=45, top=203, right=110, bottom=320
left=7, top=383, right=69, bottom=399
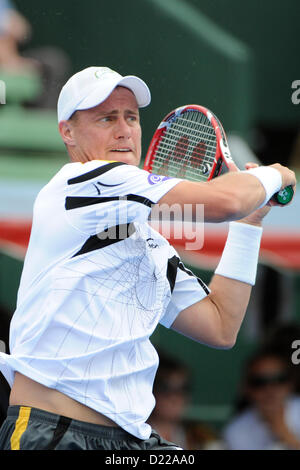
left=72, top=223, right=136, bottom=257
left=167, top=255, right=209, bottom=295
left=178, top=260, right=210, bottom=294
left=65, top=194, right=154, bottom=210
left=67, top=161, right=126, bottom=185
left=167, top=255, right=179, bottom=293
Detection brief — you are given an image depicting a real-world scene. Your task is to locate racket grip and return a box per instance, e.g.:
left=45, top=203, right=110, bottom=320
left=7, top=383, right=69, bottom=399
left=272, top=185, right=294, bottom=205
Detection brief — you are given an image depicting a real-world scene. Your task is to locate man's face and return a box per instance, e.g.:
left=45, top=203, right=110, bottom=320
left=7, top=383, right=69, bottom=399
left=64, top=86, right=142, bottom=166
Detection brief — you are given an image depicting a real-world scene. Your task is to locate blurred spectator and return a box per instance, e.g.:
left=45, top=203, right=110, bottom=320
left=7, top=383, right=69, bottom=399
left=222, top=349, right=300, bottom=450
left=0, top=0, right=37, bottom=72
left=0, top=0, right=70, bottom=108
left=149, top=351, right=224, bottom=450
left=263, top=322, right=300, bottom=394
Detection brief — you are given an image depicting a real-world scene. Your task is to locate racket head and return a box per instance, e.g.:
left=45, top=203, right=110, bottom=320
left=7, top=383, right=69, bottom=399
left=143, top=104, right=233, bottom=182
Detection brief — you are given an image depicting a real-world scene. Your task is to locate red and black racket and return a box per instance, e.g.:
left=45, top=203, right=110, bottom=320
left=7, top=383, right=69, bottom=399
left=143, top=104, right=293, bottom=205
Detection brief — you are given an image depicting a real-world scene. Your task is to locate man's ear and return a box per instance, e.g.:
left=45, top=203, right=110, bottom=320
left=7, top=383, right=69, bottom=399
left=58, top=120, right=76, bottom=147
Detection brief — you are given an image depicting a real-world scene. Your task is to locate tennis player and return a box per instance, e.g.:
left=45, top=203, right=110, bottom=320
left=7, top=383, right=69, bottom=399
left=0, top=66, right=296, bottom=450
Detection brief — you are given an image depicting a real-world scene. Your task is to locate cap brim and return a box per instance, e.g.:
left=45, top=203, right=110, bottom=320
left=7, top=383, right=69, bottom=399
left=76, top=75, right=151, bottom=113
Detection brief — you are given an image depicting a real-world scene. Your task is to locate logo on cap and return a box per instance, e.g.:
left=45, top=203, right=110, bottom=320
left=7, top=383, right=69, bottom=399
left=94, top=67, right=116, bottom=80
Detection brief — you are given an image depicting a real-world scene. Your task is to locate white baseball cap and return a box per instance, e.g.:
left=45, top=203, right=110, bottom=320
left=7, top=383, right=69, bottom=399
left=57, top=66, right=151, bottom=122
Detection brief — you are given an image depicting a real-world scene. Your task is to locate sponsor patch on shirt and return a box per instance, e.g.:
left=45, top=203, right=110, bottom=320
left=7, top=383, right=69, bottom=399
left=147, top=174, right=170, bottom=185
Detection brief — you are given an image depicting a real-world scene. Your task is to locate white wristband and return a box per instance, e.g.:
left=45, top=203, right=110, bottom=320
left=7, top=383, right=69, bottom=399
left=215, top=221, right=263, bottom=285
left=243, top=166, right=282, bottom=208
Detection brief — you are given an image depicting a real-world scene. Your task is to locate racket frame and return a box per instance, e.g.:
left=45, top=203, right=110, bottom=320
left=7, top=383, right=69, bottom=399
left=144, top=104, right=294, bottom=204
left=144, top=104, right=234, bottom=181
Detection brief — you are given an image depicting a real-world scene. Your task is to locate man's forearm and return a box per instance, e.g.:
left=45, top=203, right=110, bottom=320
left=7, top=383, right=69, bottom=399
left=157, top=169, right=276, bottom=223
left=207, top=274, right=252, bottom=348
left=157, top=163, right=296, bottom=223
left=207, top=171, right=267, bottom=220
left=207, top=220, right=263, bottom=346
left=171, top=221, right=263, bottom=349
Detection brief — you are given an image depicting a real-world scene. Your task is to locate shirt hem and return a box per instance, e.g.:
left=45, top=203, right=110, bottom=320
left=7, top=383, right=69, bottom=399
left=0, top=355, right=152, bottom=440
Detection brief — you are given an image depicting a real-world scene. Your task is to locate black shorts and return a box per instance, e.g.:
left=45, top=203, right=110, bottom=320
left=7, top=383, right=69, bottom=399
left=0, top=406, right=182, bottom=450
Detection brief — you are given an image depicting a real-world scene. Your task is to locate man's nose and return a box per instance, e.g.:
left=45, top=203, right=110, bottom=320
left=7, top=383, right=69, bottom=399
left=114, top=117, right=131, bottom=139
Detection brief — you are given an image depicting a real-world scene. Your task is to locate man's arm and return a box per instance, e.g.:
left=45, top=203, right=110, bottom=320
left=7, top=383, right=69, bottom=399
left=156, top=163, right=296, bottom=222
left=170, top=205, right=269, bottom=349
left=171, top=276, right=250, bottom=349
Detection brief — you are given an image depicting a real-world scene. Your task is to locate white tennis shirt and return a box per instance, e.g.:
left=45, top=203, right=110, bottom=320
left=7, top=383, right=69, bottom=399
left=0, top=160, right=209, bottom=439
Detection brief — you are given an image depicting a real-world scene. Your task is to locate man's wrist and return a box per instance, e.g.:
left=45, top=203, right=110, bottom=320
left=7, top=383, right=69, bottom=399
left=243, top=166, right=282, bottom=208
left=215, top=222, right=263, bottom=285
left=236, top=219, right=262, bottom=228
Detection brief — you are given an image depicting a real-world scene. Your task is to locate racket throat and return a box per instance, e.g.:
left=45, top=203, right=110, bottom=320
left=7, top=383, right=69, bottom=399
left=212, top=158, right=224, bottom=179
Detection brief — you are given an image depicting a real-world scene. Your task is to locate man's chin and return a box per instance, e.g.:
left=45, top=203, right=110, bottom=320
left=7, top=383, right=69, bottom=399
left=108, top=152, right=140, bottom=166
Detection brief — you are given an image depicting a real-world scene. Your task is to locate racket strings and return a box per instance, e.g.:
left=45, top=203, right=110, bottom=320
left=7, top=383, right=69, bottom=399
left=152, top=111, right=217, bottom=180
left=159, top=119, right=216, bottom=159
left=171, top=120, right=217, bottom=142
left=157, top=133, right=217, bottom=154
left=158, top=120, right=218, bottom=149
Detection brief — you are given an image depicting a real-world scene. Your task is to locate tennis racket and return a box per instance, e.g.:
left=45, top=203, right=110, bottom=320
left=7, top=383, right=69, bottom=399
left=143, top=104, right=294, bottom=205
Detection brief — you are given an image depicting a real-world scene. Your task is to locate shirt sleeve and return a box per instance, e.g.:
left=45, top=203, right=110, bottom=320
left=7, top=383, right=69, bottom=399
left=160, top=250, right=210, bottom=328
left=64, top=160, right=183, bottom=236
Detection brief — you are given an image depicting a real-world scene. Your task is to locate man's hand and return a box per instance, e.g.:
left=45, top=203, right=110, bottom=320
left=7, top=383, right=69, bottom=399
left=236, top=162, right=271, bottom=227
left=237, top=204, right=271, bottom=227
left=269, top=163, right=297, bottom=196
left=235, top=159, right=297, bottom=225
left=229, top=160, right=296, bottom=208
left=245, top=161, right=296, bottom=207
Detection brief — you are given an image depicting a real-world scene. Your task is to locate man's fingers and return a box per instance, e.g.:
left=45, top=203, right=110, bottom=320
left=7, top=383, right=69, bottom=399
left=245, top=162, right=259, bottom=170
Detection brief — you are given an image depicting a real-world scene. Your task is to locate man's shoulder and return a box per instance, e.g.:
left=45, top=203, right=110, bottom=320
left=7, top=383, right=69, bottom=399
left=55, top=160, right=143, bottom=185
